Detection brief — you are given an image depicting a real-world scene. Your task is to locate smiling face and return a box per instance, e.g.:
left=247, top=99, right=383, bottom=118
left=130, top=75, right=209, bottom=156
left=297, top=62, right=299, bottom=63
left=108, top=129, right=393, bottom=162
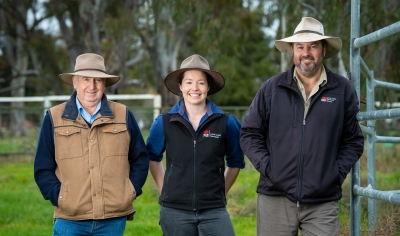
left=292, top=40, right=326, bottom=78
left=73, top=75, right=105, bottom=110
left=179, top=70, right=210, bottom=106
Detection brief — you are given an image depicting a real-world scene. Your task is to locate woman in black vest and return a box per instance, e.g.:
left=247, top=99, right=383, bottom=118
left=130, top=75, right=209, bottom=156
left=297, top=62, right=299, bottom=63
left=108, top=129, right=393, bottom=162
left=146, top=54, right=245, bottom=236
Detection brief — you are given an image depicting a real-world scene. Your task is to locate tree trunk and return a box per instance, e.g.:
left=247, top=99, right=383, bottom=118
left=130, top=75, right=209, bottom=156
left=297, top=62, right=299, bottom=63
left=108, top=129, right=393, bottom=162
left=147, top=4, right=193, bottom=107
left=9, top=5, right=28, bottom=137
left=279, top=6, right=292, bottom=72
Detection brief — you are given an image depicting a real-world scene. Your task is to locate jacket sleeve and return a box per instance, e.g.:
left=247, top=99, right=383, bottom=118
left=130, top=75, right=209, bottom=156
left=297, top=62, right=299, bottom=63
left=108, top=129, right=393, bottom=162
left=337, top=85, right=364, bottom=183
left=127, top=110, right=149, bottom=197
left=240, top=83, right=271, bottom=176
left=34, top=111, right=61, bottom=207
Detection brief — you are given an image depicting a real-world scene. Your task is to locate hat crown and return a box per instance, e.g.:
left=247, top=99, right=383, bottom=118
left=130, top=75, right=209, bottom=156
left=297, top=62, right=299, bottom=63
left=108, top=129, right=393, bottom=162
left=180, top=54, right=210, bottom=70
left=294, top=17, right=324, bottom=36
left=74, top=53, right=106, bottom=72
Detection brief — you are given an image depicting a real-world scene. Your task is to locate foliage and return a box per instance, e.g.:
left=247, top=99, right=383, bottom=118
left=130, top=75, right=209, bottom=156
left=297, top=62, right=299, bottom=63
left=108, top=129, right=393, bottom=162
left=1, top=0, right=399, bottom=108
left=187, top=1, right=276, bottom=106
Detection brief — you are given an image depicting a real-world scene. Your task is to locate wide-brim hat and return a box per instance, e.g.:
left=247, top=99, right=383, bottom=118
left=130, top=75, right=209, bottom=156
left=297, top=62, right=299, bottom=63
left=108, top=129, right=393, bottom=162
left=275, top=17, right=342, bottom=59
left=59, top=53, right=120, bottom=87
left=164, top=54, right=225, bottom=96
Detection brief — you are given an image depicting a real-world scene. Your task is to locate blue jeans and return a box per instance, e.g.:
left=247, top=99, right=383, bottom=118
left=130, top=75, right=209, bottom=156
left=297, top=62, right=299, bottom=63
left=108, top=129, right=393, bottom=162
left=53, top=216, right=126, bottom=236
left=160, top=206, right=236, bottom=236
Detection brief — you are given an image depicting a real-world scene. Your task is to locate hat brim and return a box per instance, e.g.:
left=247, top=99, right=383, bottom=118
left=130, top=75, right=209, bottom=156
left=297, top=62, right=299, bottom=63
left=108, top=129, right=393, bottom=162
left=275, top=33, right=342, bottom=59
left=59, top=71, right=120, bottom=87
left=164, top=68, right=225, bottom=96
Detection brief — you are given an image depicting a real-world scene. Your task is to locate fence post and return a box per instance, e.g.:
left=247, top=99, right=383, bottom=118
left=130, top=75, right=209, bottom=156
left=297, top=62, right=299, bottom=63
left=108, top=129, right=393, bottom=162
left=350, top=0, right=362, bottom=235
left=153, top=94, right=161, bottom=121
left=43, top=96, right=52, bottom=116
left=366, top=70, right=377, bottom=230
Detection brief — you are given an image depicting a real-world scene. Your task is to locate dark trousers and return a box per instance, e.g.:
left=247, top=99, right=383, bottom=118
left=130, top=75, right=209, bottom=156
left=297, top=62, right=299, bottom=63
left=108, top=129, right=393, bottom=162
left=160, top=206, right=236, bottom=236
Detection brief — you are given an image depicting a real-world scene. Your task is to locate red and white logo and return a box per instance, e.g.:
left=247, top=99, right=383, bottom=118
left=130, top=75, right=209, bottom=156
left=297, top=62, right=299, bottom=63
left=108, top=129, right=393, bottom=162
left=321, top=96, right=336, bottom=103
left=203, top=130, right=221, bottom=138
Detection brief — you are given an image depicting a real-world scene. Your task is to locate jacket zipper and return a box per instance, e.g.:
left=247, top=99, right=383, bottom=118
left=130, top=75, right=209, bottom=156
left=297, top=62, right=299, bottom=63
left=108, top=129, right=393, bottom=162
left=280, top=76, right=332, bottom=207
left=293, top=101, right=298, bottom=128
left=297, top=86, right=327, bottom=207
left=297, top=119, right=306, bottom=207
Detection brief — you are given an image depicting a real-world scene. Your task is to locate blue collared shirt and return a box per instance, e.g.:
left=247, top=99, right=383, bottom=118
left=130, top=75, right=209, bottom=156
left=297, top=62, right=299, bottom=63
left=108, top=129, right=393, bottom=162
left=76, top=97, right=101, bottom=124
left=146, top=99, right=245, bottom=168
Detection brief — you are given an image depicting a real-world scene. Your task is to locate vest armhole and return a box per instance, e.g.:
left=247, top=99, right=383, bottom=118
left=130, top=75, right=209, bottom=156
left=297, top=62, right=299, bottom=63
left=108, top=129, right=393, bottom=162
left=161, top=109, right=171, bottom=115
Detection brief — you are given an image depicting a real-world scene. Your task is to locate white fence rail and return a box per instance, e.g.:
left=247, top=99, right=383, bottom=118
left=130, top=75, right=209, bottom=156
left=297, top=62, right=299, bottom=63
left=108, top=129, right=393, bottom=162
left=0, top=94, right=162, bottom=121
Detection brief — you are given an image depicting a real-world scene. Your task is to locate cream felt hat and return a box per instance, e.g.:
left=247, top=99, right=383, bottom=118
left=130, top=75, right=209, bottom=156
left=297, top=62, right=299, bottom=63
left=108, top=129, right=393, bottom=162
left=59, top=53, right=120, bottom=87
left=275, top=17, right=342, bottom=59
left=164, top=54, right=225, bottom=96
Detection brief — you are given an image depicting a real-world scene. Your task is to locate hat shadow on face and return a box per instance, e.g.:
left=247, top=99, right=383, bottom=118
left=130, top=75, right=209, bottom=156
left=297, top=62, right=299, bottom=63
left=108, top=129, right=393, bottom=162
left=164, top=54, right=225, bottom=96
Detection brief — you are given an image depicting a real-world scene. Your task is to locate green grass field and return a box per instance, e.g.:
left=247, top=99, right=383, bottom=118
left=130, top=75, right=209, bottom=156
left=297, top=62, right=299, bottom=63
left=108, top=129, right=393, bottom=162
left=0, top=161, right=258, bottom=236
left=1, top=133, right=400, bottom=235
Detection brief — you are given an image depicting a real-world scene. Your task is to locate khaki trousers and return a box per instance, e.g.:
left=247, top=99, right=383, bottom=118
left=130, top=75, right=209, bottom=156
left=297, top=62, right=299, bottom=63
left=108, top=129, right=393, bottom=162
left=257, top=194, right=339, bottom=236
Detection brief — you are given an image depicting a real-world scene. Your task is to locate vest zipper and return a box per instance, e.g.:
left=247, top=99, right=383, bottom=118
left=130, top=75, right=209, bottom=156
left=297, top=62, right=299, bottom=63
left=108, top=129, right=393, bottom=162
left=193, top=139, right=197, bottom=211
left=172, top=114, right=223, bottom=211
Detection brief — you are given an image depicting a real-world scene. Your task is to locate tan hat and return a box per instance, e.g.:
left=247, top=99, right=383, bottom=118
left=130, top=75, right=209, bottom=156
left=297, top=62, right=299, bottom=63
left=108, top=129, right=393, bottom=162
left=59, top=53, right=120, bottom=87
left=275, top=17, right=342, bottom=59
left=164, top=54, right=225, bottom=96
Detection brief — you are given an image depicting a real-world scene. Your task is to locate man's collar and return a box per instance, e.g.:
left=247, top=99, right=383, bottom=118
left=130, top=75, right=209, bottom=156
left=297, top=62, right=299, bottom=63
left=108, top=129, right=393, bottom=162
left=75, top=97, right=102, bottom=114
left=293, top=66, right=327, bottom=87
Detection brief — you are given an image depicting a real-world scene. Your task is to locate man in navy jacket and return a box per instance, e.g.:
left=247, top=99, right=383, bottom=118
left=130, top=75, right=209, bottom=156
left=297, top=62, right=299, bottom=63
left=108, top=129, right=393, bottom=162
left=240, top=17, right=364, bottom=236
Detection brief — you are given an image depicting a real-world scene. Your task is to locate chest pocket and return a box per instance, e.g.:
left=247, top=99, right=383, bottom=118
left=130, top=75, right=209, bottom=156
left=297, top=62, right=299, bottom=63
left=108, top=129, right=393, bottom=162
left=101, top=124, right=129, bottom=157
left=54, top=127, right=83, bottom=160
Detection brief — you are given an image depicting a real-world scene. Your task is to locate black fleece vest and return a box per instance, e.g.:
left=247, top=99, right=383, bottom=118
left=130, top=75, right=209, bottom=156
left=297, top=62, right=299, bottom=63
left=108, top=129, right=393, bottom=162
left=159, top=112, right=228, bottom=211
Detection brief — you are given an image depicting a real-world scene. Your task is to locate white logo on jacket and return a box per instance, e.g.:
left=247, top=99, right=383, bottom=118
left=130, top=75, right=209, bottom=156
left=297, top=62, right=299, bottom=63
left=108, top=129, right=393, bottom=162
left=321, top=96, right=336, bottom=103
left=203, top=130, right=221, bottom=138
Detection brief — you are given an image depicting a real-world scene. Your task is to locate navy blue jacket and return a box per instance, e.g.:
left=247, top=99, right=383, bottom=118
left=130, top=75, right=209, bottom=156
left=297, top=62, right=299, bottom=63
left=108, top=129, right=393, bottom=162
left=240, top=65, right=364, bottom=204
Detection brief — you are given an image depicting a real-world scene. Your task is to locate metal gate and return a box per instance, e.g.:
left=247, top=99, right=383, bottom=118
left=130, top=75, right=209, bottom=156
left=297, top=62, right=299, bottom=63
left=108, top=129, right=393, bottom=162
left=350, top=0, right=400, bottom=235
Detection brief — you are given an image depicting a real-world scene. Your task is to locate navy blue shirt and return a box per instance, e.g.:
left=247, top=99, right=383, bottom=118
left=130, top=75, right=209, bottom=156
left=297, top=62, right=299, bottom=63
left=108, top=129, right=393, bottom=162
left=147, top=99, right=245, bottom=168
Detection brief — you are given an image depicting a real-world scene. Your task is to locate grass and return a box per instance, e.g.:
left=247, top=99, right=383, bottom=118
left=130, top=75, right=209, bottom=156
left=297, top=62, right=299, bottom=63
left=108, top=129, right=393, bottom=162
left=0, top=163, right=54, bottom=235
left=0, top=160, right=258, bottom=236
left=2, top=159, right=400, bottom=236
left=2, top=133, right=400, bottom=235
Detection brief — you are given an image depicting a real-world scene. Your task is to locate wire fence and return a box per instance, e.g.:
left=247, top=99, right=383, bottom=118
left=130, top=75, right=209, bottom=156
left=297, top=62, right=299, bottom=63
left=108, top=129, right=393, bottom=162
left=0, top=101, right=249, bottom=160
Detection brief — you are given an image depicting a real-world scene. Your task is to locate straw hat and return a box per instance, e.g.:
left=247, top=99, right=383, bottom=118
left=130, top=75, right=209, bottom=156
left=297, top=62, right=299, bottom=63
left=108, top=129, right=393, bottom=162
left=59, top=53, right=120, bottom=87
left=164, top=54, right=225, bottom=96
left=275, top=17, right=342, bottom=59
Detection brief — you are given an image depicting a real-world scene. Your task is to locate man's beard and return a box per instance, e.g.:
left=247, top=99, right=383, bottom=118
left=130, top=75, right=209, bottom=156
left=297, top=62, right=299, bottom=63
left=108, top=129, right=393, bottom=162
left=297, top=56, right=321, bottom=77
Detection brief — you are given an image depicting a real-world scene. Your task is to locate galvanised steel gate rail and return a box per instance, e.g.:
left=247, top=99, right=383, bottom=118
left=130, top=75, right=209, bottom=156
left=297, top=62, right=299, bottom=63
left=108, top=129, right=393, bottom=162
left=350, top=0, right=400, bottom=235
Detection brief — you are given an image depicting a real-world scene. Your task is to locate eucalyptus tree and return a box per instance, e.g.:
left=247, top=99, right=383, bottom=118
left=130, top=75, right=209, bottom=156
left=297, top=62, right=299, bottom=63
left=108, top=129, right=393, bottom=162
left=0, top=0, right=48, bottom=136
left=129, top=0, right=201, bottom=106
left=185, top=0, right=276, bottom=106
left=44, top=0, right=106, bottom=73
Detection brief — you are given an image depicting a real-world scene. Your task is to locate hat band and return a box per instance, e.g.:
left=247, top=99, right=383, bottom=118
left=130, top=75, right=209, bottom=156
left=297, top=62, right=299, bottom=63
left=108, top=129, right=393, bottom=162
left=75, top=68, right=106, bottom=73
left=294, top=30, right=323, bottom=36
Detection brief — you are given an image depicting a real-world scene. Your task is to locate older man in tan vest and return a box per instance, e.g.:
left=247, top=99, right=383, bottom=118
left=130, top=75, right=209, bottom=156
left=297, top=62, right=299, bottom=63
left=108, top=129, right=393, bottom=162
left=34, top=53, right=149, bottom=236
